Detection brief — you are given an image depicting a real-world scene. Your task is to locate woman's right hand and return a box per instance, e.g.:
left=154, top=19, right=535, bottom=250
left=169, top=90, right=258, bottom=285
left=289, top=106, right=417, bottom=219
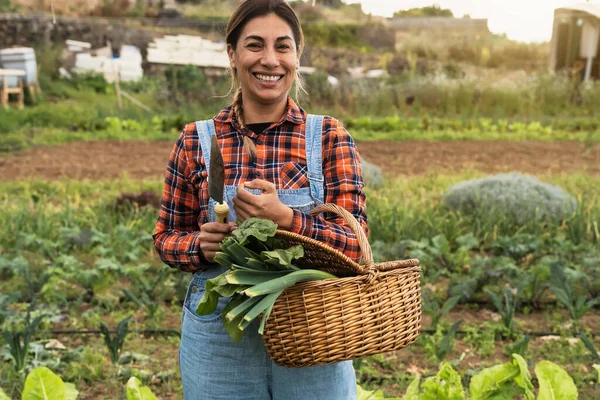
left=199, top=222, right=236, bottom=262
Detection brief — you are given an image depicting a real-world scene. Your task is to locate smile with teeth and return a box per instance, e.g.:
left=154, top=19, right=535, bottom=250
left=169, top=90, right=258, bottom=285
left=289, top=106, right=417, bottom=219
left=254, top=73, right=283, bottom=82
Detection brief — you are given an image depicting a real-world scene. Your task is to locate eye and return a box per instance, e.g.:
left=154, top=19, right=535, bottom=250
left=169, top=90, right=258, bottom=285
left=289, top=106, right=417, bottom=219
left=277, top=44, right=292, bottom=51
left=247, top=43, right=262, bottom=50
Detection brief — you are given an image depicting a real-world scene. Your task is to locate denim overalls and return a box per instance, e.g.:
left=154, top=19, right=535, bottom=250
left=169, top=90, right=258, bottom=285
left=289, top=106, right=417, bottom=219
left=178, top=116, right=357, bottom=400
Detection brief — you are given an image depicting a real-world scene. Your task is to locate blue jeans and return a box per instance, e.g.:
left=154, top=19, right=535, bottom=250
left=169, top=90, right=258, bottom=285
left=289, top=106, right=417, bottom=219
left=179, top=266, right=357, bottom=400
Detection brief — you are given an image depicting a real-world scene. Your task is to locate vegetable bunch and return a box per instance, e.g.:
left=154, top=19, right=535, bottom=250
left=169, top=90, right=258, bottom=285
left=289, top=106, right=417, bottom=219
left=196, top=218, right=336, bottom=342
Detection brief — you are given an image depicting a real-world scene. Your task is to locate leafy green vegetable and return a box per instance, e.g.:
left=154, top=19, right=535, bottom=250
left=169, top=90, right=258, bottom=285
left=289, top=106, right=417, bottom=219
left=401, top=375, right=420, bottom=400
left=469, top=363, right=519, bottom=400
left=196, top=218, right=336, bottom=342
left=231, top=217, right=278, bottom=245
left=511, top=354, right=534, bottom=400
left=419, top=362, right=466, bottom=400
left=126, top=376, right=158, bottom=400
left=21, top=366, right=79, bottom=400
left=535, top=360, right=578, bottom=400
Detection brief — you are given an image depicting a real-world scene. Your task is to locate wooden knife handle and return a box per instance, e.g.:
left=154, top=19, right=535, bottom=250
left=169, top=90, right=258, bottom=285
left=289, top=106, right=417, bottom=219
left=214, top=202, right=229, bottom=224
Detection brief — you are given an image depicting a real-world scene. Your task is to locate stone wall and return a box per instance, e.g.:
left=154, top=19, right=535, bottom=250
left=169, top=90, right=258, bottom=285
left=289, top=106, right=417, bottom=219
left=0, top=14, right=163, bottom=59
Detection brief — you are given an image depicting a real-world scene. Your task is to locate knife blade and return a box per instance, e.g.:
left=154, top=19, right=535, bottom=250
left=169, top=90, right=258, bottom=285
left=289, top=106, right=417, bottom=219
left=209, top=135, right=229, bottom=224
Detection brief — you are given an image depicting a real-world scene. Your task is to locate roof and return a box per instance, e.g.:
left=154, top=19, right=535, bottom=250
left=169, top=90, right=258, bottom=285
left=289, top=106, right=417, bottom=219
left=556, top=3, right=600, bottom=18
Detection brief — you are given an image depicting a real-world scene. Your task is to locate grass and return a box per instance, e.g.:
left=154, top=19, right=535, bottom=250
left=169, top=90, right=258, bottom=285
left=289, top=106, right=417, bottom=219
left=366, top=172, right=600, bottom=245
left=0, top=175, right=599, bottom=399
left=1, top=74, right=600, bottom=152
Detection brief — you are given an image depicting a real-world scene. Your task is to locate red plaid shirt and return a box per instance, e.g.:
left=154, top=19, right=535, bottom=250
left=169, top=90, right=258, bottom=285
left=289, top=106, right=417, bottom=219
left=153, top=97, right=368, bottom=272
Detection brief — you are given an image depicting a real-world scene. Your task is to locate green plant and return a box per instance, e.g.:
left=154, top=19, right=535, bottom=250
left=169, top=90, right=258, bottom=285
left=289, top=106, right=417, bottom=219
left=444, top=173, right=577, bottom=226
left=422, top=292, right=460, bottom=330
left=99, top=316, right=133, bottom=364
left=577, top=332, right=600, bottom=363
left=197, top=218, right=335, bottom=342
left=422, top=320, right=463, bottom=362
left=3, top=304, right=46, bottom=371
left=485, top=285, right=521, bottom=334
left=549, top=263, right=600, bottom=332
left=464, top=322, right=498, bottom=358
left=120, top=268, right=168, bottom=319
left=0, top=0, right=18, bottom=12
left=400, top=354, right=578, bottom=400
left=504, top=335, right=531, bottom=358
left=21, top=367, right=79, bottom=400
left=126, top=376, right=157, bottom=400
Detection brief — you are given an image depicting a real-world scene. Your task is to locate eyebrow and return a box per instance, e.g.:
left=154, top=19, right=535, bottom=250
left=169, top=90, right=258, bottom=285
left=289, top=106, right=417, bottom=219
left=244, top=35, right=293, bottom=42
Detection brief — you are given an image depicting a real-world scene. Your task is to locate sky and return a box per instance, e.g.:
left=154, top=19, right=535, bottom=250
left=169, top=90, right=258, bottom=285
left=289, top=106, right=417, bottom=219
left=344, top=0, right=599, bottom=43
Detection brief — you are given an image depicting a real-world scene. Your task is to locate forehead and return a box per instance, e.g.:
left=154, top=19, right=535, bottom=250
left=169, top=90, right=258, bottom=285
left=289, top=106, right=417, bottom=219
left=240, top=13, right=295, bottom=41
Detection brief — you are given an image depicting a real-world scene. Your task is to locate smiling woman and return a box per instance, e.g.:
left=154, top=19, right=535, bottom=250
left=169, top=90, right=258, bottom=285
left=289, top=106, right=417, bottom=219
left=152, top=0, right=368, bottom=399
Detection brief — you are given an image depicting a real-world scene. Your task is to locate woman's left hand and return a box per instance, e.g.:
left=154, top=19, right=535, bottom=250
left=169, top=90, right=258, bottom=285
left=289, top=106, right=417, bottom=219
left=233, top=179, right=294, bottom=230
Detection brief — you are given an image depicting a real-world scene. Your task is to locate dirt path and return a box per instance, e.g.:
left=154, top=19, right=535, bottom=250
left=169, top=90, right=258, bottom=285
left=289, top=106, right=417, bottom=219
left=0, top=140, right=598, bottom=181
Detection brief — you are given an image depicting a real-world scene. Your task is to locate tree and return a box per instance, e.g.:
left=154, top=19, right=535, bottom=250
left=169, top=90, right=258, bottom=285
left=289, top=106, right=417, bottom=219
left=393, top=4, right=454, bottom=18
left=315, top=0, right=343, bottom=8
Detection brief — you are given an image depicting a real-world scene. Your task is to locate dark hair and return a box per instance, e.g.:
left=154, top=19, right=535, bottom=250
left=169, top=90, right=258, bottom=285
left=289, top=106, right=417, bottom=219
left=226, top=0, right=304, bottom=54
left=226, top=0, right=306, bottom=162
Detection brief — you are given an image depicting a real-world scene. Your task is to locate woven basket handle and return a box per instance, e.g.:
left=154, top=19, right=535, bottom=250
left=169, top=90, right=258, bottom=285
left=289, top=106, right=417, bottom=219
left=309, top=203, right=374, bottom=268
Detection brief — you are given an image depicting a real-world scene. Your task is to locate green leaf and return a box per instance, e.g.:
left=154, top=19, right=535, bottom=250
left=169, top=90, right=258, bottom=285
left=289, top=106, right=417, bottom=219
left=22, top=367, right=66, bottom=400
left=511, top=354, right=534, bottom=400
left=64, top=383, right=79, bottom=400
left=593, top=364, right=600, bottom=382
left=232, top=218, right=278, bottom=244
left=221, top=295, right=246, bottom=342
left=261, top=245, right=304, bottom=269
left=578, top=332, right=600, bottom=363
left=224, top=295, right=262, bottom=322
left=402, top=375, right=420, bottom=400
left=242, top=290, right=284, bottom=324
left=356, top=384, right=385, bottom=399
left=469, top=363, right=519, bottom=400
left=440, top=295, right=461, bottom=317
left=485, top=290, right=504, bottom=314
left=431, top=234, right=451, bottom=253
left=455, top=233, right=480, bottom=250
left=420, top=362, right=466, bottom=400
left=196, top=276, right=224, bottom=315
left=126, top=376, right=158, bottom=400
left=225, top=270, right=290, bottom=286
left=535, top=360, right=578, bottom=400
left=0, top=388, right=11, bottom=400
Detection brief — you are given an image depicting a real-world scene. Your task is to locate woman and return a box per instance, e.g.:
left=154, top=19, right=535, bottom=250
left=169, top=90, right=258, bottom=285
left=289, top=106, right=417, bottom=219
left=153, top=0, right=368, bottom=398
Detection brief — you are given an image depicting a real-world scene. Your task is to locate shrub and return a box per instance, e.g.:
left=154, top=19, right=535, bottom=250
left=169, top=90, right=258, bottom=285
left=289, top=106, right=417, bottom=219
left=360, top=158, right=384, bottom=189
left=443, top=172, right=577, bottom=225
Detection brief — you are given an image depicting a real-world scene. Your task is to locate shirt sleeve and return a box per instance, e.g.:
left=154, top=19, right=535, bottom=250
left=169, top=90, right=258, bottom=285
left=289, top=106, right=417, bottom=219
left=153, top=125, right=208, bottom=272
left=289, top=117, right=369, bottom=263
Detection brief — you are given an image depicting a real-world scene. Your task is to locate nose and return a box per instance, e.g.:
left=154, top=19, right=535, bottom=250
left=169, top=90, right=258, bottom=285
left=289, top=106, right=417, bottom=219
left=261, top=47, right=279, bottom=68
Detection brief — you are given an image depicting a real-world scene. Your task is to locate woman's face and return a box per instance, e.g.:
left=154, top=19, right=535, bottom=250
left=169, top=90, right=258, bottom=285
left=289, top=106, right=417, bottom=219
left=228, top=13, right=299, bottom=108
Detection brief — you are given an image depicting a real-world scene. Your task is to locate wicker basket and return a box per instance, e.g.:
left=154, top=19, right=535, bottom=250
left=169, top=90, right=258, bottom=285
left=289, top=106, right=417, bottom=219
left=262, top=203, right=421, bottom=368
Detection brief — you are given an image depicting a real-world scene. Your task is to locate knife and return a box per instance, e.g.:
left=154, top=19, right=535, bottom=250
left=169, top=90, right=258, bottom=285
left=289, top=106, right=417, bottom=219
left=209, top=135, right=229, bottom=224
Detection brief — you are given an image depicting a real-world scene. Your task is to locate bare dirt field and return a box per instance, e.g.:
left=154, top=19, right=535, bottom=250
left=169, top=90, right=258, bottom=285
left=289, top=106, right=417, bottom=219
left=0, top=140, right=599, bottom=181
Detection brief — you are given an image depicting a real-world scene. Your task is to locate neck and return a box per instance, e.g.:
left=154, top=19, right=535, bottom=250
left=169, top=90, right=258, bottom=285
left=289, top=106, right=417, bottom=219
left=241, top=95, right=288, bottom=124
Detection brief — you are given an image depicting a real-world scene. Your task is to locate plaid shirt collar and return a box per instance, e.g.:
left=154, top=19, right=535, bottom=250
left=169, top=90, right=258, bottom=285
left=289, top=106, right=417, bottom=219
left=215, top=96, right=306, bottom=135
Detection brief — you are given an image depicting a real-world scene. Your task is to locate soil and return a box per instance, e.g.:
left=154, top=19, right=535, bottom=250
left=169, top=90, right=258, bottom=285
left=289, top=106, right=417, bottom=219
left=1, top=140, right=599, bottom=181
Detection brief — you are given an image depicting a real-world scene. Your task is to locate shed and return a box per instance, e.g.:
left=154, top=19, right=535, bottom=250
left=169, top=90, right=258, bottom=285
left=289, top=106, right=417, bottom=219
left=550, top=3, right=600, bottom=82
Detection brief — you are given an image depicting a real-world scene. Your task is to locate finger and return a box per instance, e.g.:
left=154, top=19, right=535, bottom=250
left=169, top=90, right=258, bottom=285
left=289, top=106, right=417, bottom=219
left=199, top=231, right=228, bottom=244
left=202, top=222, right=233, bottom=234
left=228, top=222, right=238, bottom=230
left=201, top=242, right=222, bottom=253
left=244, top=179, right=275, bottom=193
left=233, top=205, right=251, bottom=222
left=235, top=182, right=258, bottom=204
left=202, top=251, right=217, bottom=262
left=233, top=195, right=254, bottom=216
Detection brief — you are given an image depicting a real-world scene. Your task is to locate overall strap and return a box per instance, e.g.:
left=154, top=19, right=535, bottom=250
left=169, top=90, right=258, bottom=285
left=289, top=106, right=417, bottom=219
left=195, top=119, right=217, bottom=173
left=305, top=114, right=325, bottom=205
